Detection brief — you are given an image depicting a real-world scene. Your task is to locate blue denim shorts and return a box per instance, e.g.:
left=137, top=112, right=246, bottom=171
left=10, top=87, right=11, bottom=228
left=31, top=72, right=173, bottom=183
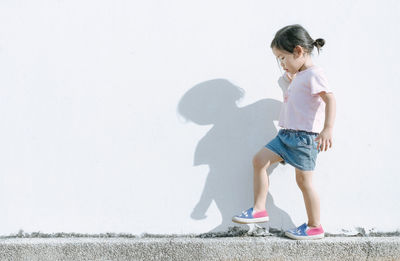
left=265, top=128, right=320, bottom=171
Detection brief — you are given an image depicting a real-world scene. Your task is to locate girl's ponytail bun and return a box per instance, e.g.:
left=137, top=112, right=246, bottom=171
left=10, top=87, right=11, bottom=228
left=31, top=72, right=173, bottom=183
left=313, top=38, right=325, bottom=48
left=313, top=38, right=325, bottom=55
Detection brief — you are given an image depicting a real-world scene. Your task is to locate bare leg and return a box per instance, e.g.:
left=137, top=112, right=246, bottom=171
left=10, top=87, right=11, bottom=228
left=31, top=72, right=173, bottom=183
left=252, top=147, right=283, bottom=212
left=295, top=168, right=321, bottom=227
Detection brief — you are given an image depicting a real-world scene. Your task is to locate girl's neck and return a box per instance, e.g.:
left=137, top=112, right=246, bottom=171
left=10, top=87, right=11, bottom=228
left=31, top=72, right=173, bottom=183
left=298, top=57, right=314, bottom=72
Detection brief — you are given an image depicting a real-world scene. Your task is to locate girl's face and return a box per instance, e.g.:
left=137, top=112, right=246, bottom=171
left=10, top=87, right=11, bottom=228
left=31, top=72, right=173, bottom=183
left=272, top=46, right=306, bottom=74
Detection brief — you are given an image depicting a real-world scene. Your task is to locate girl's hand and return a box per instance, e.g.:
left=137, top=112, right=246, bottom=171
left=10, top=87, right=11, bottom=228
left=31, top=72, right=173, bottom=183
left=315, top=128, right=333, bottom=152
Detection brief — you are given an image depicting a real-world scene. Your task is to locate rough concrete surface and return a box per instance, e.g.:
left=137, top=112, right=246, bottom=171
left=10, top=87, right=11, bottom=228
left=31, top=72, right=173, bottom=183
left=1, top=236, right=400, bottom=261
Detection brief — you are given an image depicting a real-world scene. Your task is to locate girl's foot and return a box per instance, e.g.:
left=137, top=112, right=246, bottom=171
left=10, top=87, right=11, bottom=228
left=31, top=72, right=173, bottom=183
left=232, top=207, right=269, bottom=224
left=285, top=223, right=325, bottom=240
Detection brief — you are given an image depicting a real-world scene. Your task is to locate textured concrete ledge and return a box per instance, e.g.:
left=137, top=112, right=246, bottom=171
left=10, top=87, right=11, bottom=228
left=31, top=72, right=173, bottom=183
left=0, top=237, right=400, bottom=261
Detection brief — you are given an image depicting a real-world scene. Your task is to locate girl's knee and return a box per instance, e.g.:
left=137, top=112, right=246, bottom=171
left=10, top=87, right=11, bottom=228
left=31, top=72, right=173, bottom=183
left=296, top=175, right=313, bottom=191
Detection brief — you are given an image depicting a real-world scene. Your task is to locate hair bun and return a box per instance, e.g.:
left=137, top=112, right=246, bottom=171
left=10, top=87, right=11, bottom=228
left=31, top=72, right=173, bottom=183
left=314, top=38, right=325, bottom=47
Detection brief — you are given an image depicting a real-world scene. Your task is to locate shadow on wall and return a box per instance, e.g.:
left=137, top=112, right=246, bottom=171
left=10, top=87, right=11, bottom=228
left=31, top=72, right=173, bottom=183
left=177, top=79, right=295, bottom=233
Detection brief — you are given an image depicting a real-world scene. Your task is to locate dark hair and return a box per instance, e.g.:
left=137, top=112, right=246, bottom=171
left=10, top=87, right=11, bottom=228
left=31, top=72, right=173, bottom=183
left=270, top=24, right=325, bottom=56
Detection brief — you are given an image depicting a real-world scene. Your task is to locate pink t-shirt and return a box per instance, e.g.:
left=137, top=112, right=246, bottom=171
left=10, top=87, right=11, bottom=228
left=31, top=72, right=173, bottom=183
left=277, top=65, right=333, bottom=133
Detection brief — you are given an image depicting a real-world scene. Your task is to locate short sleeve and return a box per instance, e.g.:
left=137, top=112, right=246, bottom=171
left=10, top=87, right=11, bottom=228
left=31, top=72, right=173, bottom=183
left=310, top=70, right=333, bottom=96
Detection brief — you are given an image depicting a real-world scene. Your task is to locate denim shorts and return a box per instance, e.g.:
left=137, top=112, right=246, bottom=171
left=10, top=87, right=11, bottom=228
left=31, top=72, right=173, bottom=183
left=265, top=128, right=320, bottom=171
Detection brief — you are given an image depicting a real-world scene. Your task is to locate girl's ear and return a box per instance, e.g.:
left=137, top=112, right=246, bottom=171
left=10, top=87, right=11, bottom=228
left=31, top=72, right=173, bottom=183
left=293, top=45, right=304, bottom=58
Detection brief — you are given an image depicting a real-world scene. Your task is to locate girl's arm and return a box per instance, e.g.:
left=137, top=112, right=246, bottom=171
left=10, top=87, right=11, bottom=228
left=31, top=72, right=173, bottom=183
left=315, top=92, right=336, bottom=151
left=321, top=92, right=336, bottom=130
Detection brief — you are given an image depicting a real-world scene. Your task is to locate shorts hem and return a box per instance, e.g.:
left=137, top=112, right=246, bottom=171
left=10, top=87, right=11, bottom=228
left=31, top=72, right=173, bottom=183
left=283, top=156, right=315, bottom=171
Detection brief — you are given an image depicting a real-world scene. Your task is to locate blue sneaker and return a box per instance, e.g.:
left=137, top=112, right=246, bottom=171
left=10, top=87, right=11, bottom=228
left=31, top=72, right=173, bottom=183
left=232, top=207, right=269, bottom=224
left=285, top=223, right=325, bottom=240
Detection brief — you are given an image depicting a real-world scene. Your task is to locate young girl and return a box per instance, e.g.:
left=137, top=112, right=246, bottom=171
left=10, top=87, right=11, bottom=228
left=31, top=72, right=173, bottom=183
left=232, top=24, right=336, bottom=240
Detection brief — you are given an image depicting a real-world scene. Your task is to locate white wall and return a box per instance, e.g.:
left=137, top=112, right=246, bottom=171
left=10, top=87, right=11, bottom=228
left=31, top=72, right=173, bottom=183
left=0, top=0, right=399, bottom=235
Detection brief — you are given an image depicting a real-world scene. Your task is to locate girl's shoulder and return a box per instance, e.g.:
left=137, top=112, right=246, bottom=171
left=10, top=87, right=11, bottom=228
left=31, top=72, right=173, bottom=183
left=298, top=65, right=324, bottom=75
left=297, top=65, right=327, bottom=81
